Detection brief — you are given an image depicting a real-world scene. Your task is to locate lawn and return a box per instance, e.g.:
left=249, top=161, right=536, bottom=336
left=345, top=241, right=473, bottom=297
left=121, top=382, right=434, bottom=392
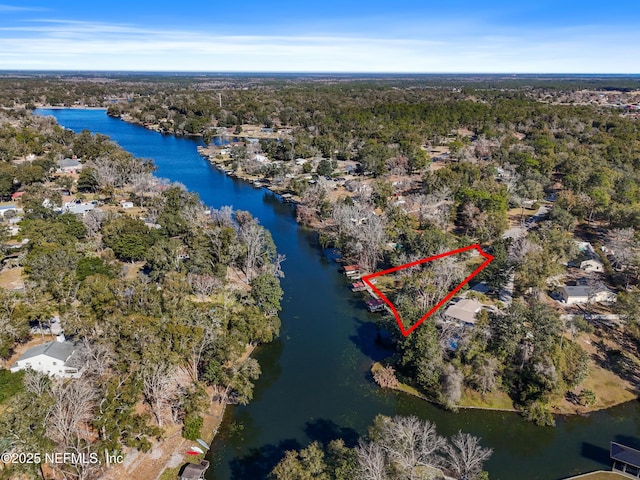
left=458, top=388, right=516, bottom=411
left=563, top=471, right=629, bottom=480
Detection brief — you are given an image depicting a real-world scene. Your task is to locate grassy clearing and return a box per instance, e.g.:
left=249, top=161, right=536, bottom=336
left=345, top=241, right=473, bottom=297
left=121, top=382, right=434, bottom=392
left=563, top=471, right=629, bottom=480
left=0, top=267, right=23, bottom=290
left=158, top=465, right=181, bottom=480
left=458, top=388, right=516, bottom=411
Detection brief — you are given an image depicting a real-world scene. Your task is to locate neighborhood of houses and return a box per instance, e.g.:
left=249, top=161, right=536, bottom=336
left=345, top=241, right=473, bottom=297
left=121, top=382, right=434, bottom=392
left=0, top=139, right=632, bottom=381
left=340, top=231, right=625, bottom=335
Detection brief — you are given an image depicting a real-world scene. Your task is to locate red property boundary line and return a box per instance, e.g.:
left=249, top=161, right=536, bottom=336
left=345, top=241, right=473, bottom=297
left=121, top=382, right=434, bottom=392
left=361, top=244, right=494, bottom=337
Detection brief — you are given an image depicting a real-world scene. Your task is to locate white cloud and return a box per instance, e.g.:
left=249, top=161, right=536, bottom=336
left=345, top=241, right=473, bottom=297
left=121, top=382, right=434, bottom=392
left=0, top=19, right=638, bottom=72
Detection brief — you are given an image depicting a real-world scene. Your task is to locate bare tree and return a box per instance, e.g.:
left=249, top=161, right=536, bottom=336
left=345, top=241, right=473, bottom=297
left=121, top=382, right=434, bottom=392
left=187, top=273, right=222, bottom=301
left=471, top=354, right=498, bottom=393
left=357, top=441, right=389, bottom=480
left=443, top=431, right=493, bottom=480
left=74, top=339, right=114, bottom=378
left=82, top=209, right=105, bottom=238
left=372, top=365, right=399, bottom=389
left=23, top=369, right=51, bottom=397
left=210, top=205, right=235, bottom=228
left=332, top=203, right=387, bottom=272
left=142, top=362, right=180, bottom=427
left=608, top=228, right=638, bottom=271
left=47, top=378, right=97, bottom=450
left=238, top=220, right=266, bottom=282
left=376, top=415, right=446, bottom=478
left=508, top=237, right=540, bottom=266
left=442, top=364, right=464, bottom=409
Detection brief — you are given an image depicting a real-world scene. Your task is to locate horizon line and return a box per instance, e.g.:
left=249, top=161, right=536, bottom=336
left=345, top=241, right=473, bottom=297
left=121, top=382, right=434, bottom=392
left=1, top=70, right=640, bottom=77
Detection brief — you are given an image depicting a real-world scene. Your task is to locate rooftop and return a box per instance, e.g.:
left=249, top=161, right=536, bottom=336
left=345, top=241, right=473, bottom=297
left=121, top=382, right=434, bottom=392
left=58, top=158, right=81, bottom=168
left=444, top=298, right=484, bottom=325
left=15, top=340, right=75, bottom=363
left=562, top=285, right=590, bottom=297
left=611, top=442, right=640, bottom=469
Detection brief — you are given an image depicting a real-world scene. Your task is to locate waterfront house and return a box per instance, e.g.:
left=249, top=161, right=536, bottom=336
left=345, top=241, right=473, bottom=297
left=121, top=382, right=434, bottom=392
left=343, top=265, right=361, bottom=278
left=351, top=281, right=367, bottom=292
left=366, top=298, right=386, bottom=312
left=180, top=460, right=210, bottom=480
left=611, top=442, right=640, bottom=478
left=10, top=338, right=82, bottom=378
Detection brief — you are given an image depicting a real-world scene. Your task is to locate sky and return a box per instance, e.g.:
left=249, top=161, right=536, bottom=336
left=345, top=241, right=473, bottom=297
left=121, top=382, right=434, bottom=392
left=0, top=0, right=639, bottom=73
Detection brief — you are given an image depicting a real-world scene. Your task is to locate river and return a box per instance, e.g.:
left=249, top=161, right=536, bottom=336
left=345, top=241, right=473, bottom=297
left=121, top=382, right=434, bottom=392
left=36, top=109, right=640, bottom=480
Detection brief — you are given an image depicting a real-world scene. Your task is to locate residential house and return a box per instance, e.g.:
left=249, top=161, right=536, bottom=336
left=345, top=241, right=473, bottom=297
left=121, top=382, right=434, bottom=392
left=590, top=285, right=617, bottom=303
left=57, top=158, right=83, bottom=174
left=444, top=298, right=485, bottom=326
left=561, top=285, right=590, bottom=304
left=561, top=283, right=617, bottom=305
left=570, top=241, right=604, bottom=272
left=0, top=205, right=18, bottom=217
left=63, top=199, right=97, bottom=216
left=10, top=339, right=82, bottom=378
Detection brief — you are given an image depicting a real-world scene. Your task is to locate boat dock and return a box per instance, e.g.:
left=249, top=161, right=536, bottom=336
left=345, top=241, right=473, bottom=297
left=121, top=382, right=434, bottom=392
left=366, top=298, right=386, bottom=312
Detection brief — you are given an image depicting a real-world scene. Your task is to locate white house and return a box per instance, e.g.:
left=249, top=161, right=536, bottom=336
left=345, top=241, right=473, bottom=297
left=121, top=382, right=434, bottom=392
left=561, top=284, right=617, bottom=304
left=10, top=339, right=81, bottom=378
left=63, top=200, right=97, bottom=216
left=590, top=285, right=617, bottom=303
left=0, top=205, right=18, bottom=217
left=120, top=201, right=134, bottom=209
left=579, top=258, right=604, bottom=273
left=561, top=286, right=590, bottom=304
left=444, top=298, right=484, bottom=326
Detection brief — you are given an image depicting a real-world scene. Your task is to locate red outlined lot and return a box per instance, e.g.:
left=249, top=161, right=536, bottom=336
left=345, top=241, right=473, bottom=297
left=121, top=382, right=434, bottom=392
left=361, top=244, right=494, bottom=337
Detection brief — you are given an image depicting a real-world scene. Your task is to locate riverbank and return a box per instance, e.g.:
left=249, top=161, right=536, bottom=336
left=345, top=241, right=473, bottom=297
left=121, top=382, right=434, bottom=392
left=34, top=104, right=107, bottom=110
left=370, top=359, right=637, bottom=416
left=563, top=471, right=627, bottom=480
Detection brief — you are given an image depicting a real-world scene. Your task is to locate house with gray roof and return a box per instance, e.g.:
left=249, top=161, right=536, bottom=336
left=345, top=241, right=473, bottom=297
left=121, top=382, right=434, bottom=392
left=444, top=298, right=485, bottom=326
left=57, top=157, right=83, bottom=174
left=10, top=339, right=82, bottom=378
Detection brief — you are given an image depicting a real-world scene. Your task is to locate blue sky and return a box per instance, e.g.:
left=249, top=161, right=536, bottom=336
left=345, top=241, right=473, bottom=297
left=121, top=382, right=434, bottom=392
left=0, top=0, right=638, bottom=73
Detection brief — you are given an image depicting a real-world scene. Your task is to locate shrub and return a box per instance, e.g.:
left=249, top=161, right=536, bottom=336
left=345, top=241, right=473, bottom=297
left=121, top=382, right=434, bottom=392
left=182, top=413, right=203, bottom=441
left=522, top=401, right=555, bottom=426
left=578, top=389, right=597, bottom=406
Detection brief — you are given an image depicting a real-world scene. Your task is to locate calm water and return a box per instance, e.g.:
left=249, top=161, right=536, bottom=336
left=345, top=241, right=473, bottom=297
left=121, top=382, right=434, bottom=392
left=36, top=109, right=640, bottom=480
